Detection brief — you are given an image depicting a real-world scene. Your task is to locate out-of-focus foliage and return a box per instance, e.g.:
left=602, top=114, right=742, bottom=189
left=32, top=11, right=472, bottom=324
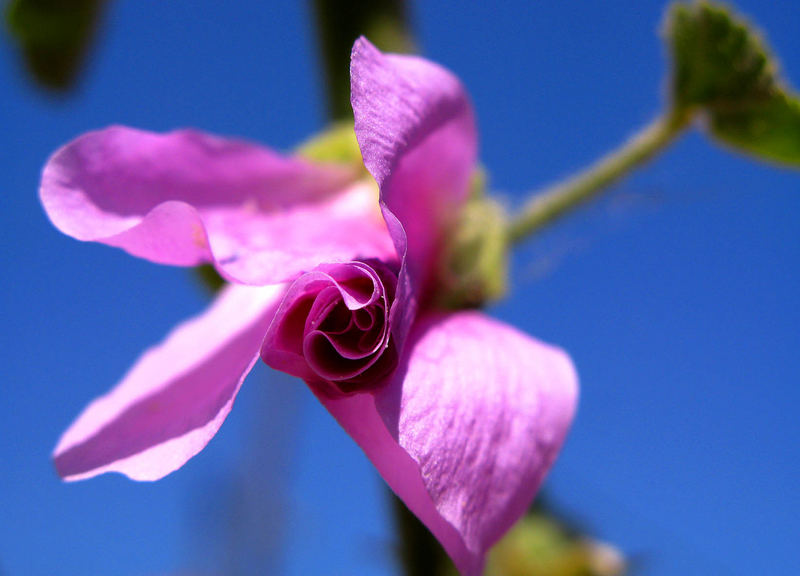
left=5, top=0, right=105, bottom=91
left=666, top=1, right=800, bottom=167
left=296, top=121, right=364, bottom=167
left=484, top=511, right=627, bottom=576
left=194, top=264, right=226, bottom=295
left=426, top=502, right=627, bottom=576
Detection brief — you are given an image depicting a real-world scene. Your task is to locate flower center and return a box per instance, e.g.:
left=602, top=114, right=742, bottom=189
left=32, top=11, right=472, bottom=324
left=262, top=259, right=400, bottom=396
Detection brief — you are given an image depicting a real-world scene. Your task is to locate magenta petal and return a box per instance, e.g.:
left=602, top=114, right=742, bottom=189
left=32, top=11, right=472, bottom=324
left=351, top=38, right=478, bottom=287
left=316, top=311, right=578, bottom=575
left=41, top=126, right=395, bottom=285
left=53, top=283, right=286, bottom=481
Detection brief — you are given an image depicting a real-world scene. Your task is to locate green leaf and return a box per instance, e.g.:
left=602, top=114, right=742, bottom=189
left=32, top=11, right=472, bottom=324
left=666, top=1, right=800, bottom=167
left=5, top=0, right=105, bottom=91
left=710, top=87, right=800, bottom=166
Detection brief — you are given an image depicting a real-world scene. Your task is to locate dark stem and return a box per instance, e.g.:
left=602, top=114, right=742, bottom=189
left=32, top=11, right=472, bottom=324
left=310, top=0, right=414, bottom=120
left=309, top=3, right=450, bottom=575
left=392, top=495, right=455, bottom=576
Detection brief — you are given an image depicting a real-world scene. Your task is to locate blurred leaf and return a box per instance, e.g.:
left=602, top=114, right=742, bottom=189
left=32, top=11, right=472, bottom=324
left=709, top=88, right=800, bottom=165
left=485, top=510, right=627, bottom=576
left=668, top=1, right=773, bottom=109
left=194, top=264, right=226, bottom=296
left=6, top=0, right=105, bottom=91
left=666, top=1, right=800, bottom=167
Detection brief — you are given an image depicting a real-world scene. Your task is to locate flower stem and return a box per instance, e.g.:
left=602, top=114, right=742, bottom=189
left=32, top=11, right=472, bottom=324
left=391, top=495, right=454, bottom=576
left=507, top=111, right=692, bottom=244
left=310, top=0, right=414, bottom=120
left=310, top=5, right=451, bottom=575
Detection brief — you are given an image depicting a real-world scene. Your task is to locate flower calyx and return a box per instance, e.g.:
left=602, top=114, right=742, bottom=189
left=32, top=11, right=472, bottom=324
left=437, top=170, right=510, bottom=310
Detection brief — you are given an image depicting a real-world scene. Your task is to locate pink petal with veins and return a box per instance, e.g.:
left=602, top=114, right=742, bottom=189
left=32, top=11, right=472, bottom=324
left=317, top=311, right=578, bottom=575
left=54, top=283, right=285, bottom=481
left=41, top=127, right=394, bottom=286
left=351, top=38, right=477, bottom=293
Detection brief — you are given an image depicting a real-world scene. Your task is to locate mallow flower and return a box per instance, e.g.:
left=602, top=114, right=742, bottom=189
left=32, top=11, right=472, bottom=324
left=42, top=38, right=578, bottom=575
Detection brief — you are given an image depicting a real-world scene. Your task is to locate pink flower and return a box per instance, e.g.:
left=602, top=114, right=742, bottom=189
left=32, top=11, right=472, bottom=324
left=42, top=39, right=578, bottom=575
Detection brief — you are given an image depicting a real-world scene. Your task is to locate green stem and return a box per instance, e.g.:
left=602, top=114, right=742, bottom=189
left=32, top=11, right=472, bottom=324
left=508, top=111, right=692, bottom=244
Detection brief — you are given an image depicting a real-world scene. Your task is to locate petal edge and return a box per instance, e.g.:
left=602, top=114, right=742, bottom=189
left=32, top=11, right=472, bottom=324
left=315, top=310, right=578, bottom=574
left=53, top=283, right=286, bottom=481
left=41, top=126, right=394, bottom=285
left=351, top=38, right=478, bottom=293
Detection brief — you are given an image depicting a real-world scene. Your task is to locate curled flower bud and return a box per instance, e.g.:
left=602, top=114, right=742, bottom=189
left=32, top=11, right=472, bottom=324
left=261, top=260, right=399, bottom=395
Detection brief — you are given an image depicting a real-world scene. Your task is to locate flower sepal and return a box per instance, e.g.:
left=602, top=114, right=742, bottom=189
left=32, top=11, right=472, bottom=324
left=436, top=171, right=509, bottom=310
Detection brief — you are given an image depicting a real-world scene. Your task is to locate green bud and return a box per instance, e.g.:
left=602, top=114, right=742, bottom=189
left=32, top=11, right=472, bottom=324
left=438, top=170, right=509, bottom=309
left=666, top=1, right=800, bottom=167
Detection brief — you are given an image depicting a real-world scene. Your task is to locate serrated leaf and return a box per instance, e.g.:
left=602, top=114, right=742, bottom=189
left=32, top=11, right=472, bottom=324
left=666, top=1, right=800, bottom=167
left=5, top=0, right=105, bottom=91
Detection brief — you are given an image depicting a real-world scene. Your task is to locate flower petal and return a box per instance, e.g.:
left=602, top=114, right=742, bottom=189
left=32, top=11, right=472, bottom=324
left=315, top=311, right=578, bottom=575
left=351, top=38, right=478, bottom=288
left=41, top=126, right=395, bottom=285
left=53, top=283, right=286, bottom=481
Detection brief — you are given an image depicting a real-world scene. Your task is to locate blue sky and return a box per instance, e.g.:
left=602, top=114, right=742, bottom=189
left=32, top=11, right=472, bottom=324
left=1, top=1, right=798, bottom=575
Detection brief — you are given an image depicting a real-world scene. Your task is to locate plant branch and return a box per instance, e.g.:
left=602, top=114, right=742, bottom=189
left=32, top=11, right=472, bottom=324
left=508, top=111, right=692, bottom=244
